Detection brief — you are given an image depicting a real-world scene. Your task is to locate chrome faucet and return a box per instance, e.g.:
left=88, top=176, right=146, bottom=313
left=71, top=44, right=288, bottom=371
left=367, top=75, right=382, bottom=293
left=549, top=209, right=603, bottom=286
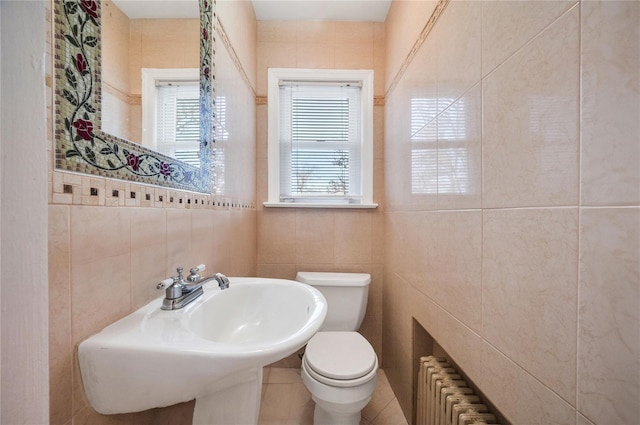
left=156, top=265, right=230, bottom=310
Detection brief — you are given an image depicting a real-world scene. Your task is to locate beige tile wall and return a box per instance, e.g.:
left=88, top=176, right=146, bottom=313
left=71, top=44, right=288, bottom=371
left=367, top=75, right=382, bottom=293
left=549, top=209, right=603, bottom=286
left=46, top=1, right=639, bottom=425
left=254, top=19, right=386, bottom=364
left=384, top=2, right=639, bottom=425
left=47, top=1, right=258, bottom=424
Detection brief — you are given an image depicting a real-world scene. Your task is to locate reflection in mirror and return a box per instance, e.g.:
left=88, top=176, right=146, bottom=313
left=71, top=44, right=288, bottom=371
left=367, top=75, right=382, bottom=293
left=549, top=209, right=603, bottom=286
left=101, top=0, right=200, bottom=164
left=54, top=0, right=215, bottom=193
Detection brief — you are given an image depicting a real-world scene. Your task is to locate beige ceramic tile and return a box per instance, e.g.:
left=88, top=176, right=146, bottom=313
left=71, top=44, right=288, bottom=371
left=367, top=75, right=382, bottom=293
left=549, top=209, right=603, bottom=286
left=257, top=209, right=296, bottom=264
left=335, top=42, right=374, bottom=69
left=435, top=310, right=483, bottom=387
left=362, top=369, right=395, bottom=422
left=190, top=209, right=215, bottom=273
left=130, top=208, right=167, bottom=309
left=580, top=1, right=640, bottom=206
left=482, top=7, right=579, bottom=208
left=70, top=206, right=131, bottom=267
left=296, top=21, right=335, bottom=44
left=483, top=207, right=578, bottom=402
left=434, top=210, right=482, bottom=332
left=256, top=104, right=268, bottom=160
left=481, top=343, right=576, bottom=425
left=70, top=252, right=132, bottom=344
left=72, top=404, right=155, bottom=425
left=258, top=383, right=296, bottom=422
left=256, top=42, right=297, bottom=95
left=296, top=43, right=335, bottom=69
left=295, top=210, right=335, bottom=263
left=371, top=396, right=409, bottom=425
left=334, top=210, right=373, bottom=264
left=437, top=84, right=482, bottom=210
left=230, top=210, right=257, bottom=276
left=435, top=0, right=481, bottom=113
left=386, top=85, right=438, bottom=211
left=149, top=400, right=195, bottom=425
left=256, top=264, right=297, bottom=280
left=266, top=368, right=302, bottom=384
left=373, top=24, right=386, bottom=97
left=384, top=0, right=438, bottom=91
left=411, top=289, right=442, bottom=346
left=405, top=32, right=437, bottom=134
left=577, top=207, right=640, bottom=425
left=335, top=22, right=375, bottom=44
left=166, top=209, right=192, bottom=276
left=576, top=412, right=595, bottom=425
left=210, top=210, right=231, bottom=274
left=371, top=211, right=385, bottom=264
left=481, top=1, right=577, bottom=76
left=258, top=21, right=298, bottom=43
left=48, top=205, right=72, bottom=425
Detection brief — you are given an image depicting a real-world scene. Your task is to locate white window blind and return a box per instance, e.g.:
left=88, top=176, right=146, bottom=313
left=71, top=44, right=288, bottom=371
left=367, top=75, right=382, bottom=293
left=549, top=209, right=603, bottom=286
left=279, top=82, right=362, bottom=203
left=156, top=83, right=200, bottom=166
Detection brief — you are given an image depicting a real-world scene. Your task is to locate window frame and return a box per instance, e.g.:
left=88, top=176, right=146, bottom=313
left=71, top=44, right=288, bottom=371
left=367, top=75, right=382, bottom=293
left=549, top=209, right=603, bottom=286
left=265, top=68, right=377, bottom=209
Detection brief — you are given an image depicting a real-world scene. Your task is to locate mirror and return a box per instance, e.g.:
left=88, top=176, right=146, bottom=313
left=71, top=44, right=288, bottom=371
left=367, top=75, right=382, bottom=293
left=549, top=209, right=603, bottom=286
left=54, top=0, right=215, bottom=193
left=101, top=1, right=198, bottom=151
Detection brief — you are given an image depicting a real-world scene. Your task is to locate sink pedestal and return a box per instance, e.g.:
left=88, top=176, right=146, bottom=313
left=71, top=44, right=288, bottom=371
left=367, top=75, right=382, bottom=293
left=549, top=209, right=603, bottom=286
left=193, top=367, right=262, bottom=425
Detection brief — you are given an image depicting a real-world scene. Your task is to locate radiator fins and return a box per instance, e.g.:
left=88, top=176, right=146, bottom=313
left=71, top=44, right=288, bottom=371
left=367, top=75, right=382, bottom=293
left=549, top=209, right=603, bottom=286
left=417, top=356, right=500, bottom=425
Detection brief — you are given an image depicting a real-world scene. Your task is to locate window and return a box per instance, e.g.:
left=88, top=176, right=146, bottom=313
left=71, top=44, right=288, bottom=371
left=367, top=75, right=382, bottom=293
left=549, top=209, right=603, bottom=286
left=141, top=68, right=200, bottom=166
left=156, top=83, right=200, bottom=166
left=265, top=68, right=376, bottom=208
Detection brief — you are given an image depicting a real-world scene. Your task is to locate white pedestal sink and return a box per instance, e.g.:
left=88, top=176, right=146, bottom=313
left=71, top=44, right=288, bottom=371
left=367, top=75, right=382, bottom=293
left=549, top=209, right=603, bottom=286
left=78, top=277, right=327, bottom=424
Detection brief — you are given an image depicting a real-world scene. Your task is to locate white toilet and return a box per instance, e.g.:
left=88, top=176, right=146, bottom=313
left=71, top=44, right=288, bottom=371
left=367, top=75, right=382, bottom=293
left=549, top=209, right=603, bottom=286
left=296, top=272, right=378, bottom=425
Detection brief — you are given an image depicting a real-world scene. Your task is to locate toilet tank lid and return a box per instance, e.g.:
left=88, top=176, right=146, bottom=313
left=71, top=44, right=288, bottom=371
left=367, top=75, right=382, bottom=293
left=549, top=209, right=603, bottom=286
left=296, top=272, right=371, bottom=287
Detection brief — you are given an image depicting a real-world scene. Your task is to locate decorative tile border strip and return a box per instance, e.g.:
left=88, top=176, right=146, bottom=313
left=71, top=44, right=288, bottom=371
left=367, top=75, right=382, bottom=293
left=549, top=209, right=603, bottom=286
left=51, top=170, right=255, bottom=210
left=216, top=18, right=257, bottom=99
left=384, top=0, right=450, bottom=100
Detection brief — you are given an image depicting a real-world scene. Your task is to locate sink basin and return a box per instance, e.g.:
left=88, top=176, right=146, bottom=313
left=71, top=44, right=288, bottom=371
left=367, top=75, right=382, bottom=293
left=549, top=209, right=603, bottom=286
left=78, top=277, right=327, bottom=420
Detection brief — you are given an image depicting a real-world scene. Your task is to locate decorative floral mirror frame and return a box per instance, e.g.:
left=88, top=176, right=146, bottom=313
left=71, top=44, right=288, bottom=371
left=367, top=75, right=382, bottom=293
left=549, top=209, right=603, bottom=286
left=54, top=0, right=215, bottom=193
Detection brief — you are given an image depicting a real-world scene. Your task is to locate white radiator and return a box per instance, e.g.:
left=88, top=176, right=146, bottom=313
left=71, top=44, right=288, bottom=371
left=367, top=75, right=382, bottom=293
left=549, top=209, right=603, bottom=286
left=417, top=356, right=500, bottom=425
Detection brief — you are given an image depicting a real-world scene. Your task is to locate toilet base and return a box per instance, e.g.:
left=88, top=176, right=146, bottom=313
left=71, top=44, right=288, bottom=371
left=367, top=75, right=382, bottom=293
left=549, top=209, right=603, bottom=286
left=311, top=394, right=371, bottom=425
left=301, top=357, right=378, bottom=425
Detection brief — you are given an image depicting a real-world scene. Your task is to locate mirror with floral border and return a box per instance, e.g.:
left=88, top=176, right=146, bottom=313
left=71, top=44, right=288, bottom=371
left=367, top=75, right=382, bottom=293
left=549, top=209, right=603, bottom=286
left=54, top=0, right=215, bottom=193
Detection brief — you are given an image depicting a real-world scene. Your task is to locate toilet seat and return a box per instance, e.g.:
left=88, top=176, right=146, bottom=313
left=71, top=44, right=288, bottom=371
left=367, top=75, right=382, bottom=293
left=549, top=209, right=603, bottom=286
left=304, top=332, right=377, bottom=387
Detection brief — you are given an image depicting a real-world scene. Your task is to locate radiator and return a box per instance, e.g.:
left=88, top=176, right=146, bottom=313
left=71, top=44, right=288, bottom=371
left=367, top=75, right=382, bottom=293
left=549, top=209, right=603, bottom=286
left=417, top=356, right=500, bottom=425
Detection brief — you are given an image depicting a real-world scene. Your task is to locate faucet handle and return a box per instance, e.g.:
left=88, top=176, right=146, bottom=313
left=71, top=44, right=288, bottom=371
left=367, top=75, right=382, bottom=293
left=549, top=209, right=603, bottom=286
left=188, top=264, right=206, bottom=282
left=156, top=278, right=174, bottom=290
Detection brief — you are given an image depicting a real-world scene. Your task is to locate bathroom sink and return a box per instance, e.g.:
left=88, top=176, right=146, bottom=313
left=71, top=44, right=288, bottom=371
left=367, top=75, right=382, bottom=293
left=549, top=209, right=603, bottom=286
left=78, top=277, right=327, bottom=419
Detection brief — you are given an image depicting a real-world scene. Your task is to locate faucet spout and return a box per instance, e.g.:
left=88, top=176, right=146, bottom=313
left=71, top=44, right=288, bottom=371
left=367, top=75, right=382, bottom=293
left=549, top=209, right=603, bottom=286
left=214, top=273, right=230, bottom=290
left=156, top=267, right=230, bottom=310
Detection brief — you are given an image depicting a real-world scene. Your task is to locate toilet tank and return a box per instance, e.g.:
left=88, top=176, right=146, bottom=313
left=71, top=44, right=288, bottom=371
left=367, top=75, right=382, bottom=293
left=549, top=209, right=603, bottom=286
left=296, top=272, right=371, bottom=332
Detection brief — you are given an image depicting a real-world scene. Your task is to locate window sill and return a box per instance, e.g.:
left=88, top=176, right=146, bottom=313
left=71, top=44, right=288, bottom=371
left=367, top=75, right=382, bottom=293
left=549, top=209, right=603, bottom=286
left=263, top=202, right=378, bottom=209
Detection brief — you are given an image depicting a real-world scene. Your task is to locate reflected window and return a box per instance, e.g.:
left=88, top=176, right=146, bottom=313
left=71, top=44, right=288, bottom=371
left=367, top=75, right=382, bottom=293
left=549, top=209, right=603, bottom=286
left=410, top=97, right=469, bottom=195
left=212, top=95, right=227, bottom=195
left=156, top=82, right=200, bottom=166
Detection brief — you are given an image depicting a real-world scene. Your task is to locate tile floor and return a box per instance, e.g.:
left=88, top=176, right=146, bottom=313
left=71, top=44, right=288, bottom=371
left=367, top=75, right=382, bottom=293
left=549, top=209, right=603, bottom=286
left=258, top=368, right=409, bottom=425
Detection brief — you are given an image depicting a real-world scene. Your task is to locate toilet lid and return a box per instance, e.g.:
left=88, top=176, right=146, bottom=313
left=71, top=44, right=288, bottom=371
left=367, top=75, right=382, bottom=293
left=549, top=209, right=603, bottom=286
left=305, top=332, right=377, bottom=380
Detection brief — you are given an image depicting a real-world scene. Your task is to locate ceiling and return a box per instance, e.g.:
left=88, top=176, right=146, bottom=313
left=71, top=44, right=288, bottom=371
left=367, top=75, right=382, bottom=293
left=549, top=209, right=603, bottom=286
left=251, top=0, right=391, bottom=22
left=111, top=0, right=391, bottom=22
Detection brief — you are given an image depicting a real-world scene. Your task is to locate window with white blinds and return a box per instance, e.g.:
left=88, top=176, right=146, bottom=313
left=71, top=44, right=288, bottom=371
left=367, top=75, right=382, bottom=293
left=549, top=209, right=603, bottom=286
left=156, top=83, right=200, bottom=167
left=266, top=68, right=376, bottom=208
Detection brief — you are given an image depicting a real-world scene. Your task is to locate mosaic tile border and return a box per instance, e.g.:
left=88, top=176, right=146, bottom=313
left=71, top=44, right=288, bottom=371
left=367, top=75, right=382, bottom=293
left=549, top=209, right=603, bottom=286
left=50, top=170, right=255, bottom=210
